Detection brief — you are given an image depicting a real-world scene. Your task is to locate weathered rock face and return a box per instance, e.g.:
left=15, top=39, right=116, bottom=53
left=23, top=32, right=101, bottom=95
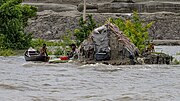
left=25, top=11, right=117, bottom=39
left=112, top=0, right=132, bottom=2
left=24, top=0, right=179, bottom=4
left=134, top=0, right=179, bottom=2
left=24, top=0, right=180, bottom=40
left=25, top=11, right=81, bottom=39
left=77, top=3, right=98, bottom=12
left=24, top=0, right=180, bottom=13
left=142, top=13, right=180, bottom=40
left=25, top=11, right=180, bottom=40
left=22, top=3, right=77, bottom=12
left=23, top=0, right=112, bottom=5
left=98, top=1, right=180, bottom=13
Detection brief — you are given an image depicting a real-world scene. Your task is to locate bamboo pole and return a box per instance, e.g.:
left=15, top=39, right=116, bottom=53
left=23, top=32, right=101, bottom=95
left=83, top=0, right=86, bottom=22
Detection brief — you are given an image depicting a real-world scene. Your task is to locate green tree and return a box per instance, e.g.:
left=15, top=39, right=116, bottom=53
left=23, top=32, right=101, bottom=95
left=0, top=0, right=37, bottom=49
left=74, top=14, right=96, bottom=46
left=110, top=11, right=154, bottom=53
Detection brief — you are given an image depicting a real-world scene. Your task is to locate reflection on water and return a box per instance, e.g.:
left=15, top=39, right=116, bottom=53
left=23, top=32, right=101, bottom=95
left=0, top=53, right=180, bottom=100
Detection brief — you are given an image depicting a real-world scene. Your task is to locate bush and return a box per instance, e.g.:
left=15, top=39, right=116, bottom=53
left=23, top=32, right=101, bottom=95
left=74, top=14, right=96, bottom=46
left=31, top=33, right=74, bottom=56
left=110, top=11, right=154, bottom=53
left=0, top=49, right=16, bottom=56
left=31, top=38, right=63, bottom=47
left=0, top=0, right=37, bottom=49
left=54, top=48, right=64, bottom=56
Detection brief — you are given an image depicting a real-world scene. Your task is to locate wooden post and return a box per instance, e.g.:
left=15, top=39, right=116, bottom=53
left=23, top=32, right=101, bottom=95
left=83, top=0, right=86, bottom=22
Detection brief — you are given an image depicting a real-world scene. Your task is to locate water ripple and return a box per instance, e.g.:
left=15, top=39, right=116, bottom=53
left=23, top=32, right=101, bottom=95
left=0, top=56, right=180, bottom=101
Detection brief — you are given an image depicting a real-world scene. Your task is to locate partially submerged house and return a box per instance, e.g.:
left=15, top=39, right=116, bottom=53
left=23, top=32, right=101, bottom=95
left=78, top=23, right=172, bottom=65
left=78, top=23, right=139, bottom=65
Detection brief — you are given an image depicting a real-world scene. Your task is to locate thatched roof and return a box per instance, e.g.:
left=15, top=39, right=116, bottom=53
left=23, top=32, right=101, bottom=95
left=107, top=23, right=138, bottom=55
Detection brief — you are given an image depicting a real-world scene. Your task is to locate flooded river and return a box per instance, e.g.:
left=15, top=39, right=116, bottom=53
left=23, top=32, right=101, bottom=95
left=0, top=46, right=180, bottom=101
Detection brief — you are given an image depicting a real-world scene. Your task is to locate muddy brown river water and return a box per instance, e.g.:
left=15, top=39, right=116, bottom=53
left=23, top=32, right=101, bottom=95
left=0, top=46, right=180, bottom=101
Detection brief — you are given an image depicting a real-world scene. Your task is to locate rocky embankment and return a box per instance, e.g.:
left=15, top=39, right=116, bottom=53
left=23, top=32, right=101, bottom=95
left=24, top=0, right=180, bottom=40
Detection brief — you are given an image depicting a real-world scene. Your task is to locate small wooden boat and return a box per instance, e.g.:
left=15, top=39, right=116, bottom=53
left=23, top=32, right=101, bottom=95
left=48, top=58, right=69, bottom=63
left=24, top=48, right=49, bottom=62
left=49, top=56, right=69, bottom=63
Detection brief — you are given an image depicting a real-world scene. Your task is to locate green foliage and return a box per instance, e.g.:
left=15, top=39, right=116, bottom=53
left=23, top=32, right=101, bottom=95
left=0, top=0, right=37, bottom=49
left=31, top=31, right=74, bottom=56
left=53, top=48, right=64, bottom=56
left=74, top=14, right=96, bottom=46
left=110, top=11, right=154, bottom=53
left=31, top=30, right=74, bottom=47
left=0, top=49, right=16, bottom=56
left=176, top=52, right=180, bottom=55
left=31, top=38, right=62, bottom=48
left=173, top=59, right=180, bottom=65
left=31, top=39, right=46, bottom=48
left=31, top=39, right=62, bottom=55
left=61, top=30, right=75, bottom=48
left=0, top=0, right=6, bottom=6
left=60, top=30, right=74, bottom=55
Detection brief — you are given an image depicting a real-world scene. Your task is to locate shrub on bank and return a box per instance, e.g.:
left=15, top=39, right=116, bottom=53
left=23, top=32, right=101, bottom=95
left=74, top=14, right=96, bottom=46
left=0, top=49, right=16, bottom=56
left=31, top=33, right=74, bottom=56
left=110, top=11, right=154, bottom=53
left=0, top=0, right=37, bottom=50
left=31, top=38, right=62, bottom=48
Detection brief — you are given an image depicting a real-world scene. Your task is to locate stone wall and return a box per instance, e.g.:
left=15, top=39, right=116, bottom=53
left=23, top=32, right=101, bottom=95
left=23, top=0, right=112, bottom=5
left=98, top=2, right=180, bottom=13
left=24, top=0, right=180, bottom=40
left=134, top=0, right=179, bottom=2
left=25, top=11, right=81, bottom=39
left=25, top=11, right=180, bottom=40
left=23, top=0, right=179, bottom=4
left=22, top=3, right=77, bottom=12
left=142, top=13, right=180, bottom=40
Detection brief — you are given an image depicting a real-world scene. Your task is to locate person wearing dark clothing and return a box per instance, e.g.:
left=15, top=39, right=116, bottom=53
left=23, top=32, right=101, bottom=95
left=40, top=44, right=48, bottom=56
left=68, top=44, right=78, bottom=59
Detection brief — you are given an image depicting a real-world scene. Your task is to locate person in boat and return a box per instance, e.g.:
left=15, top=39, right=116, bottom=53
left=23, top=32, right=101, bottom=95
left=68, top=43, right=78, bottom=59
left=40, top=44, right=48, bottom=56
